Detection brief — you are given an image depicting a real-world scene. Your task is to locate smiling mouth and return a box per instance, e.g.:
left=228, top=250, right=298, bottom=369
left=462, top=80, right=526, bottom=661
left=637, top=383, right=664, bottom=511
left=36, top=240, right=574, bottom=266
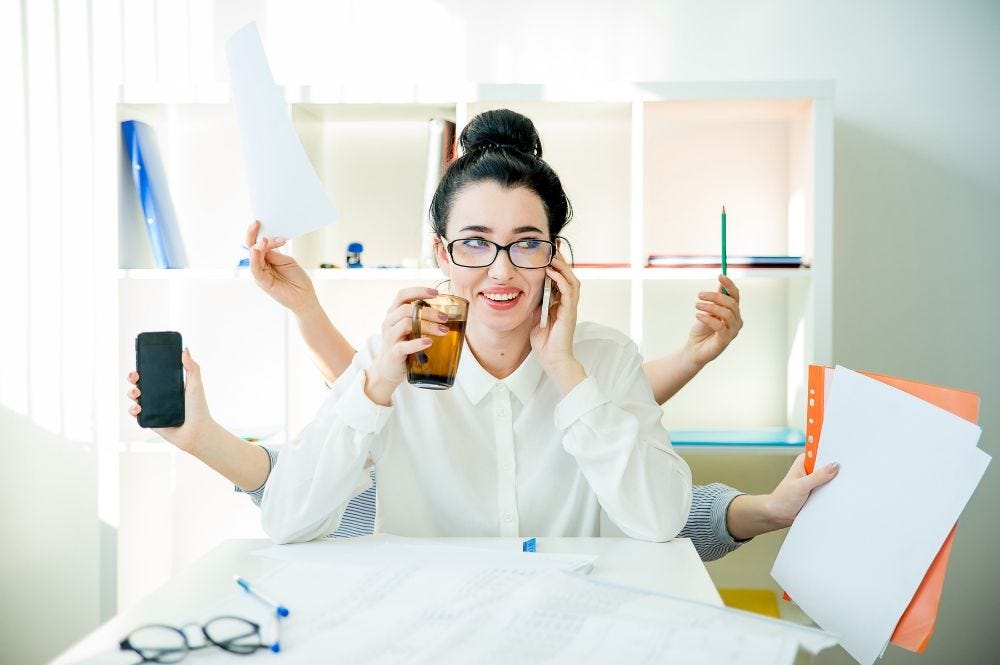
left=482, top=292, right=520, bottom=302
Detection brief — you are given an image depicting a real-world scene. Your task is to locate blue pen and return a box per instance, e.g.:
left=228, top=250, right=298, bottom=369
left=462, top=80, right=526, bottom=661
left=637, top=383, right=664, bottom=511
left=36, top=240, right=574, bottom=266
left=271, top=613, right=282, bottom=654
left=235, top=575, right=290, bottom=618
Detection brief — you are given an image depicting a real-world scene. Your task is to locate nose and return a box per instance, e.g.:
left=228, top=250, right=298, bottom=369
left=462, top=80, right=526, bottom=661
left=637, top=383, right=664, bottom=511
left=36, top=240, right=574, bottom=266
left=488, top=246, right=517, bottom=281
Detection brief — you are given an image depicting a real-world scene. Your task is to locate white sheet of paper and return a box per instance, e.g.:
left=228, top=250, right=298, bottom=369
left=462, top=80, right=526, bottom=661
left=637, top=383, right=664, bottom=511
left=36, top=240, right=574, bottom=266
left=224, top=22, right=338, bottom=241
left=427, top=572, right=835, bottom=665
left=772, top=366, right=989, bottom=665
left=184, top=559, right=833, bottom=665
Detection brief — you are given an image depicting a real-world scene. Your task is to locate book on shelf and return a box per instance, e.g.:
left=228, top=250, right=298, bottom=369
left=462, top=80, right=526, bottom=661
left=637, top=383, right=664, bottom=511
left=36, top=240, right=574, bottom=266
left=420, top=118, right=456, bottom=267
left=647, top=255, right=803, bottom=268
left=572, top=262, right=631, bottom=269
left=121, top=120, right=189, bottom=269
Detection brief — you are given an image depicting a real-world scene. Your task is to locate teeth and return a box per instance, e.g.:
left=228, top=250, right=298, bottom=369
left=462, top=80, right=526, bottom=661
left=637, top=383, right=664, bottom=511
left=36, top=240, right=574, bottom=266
left=484, top=292, right=518, bottom=302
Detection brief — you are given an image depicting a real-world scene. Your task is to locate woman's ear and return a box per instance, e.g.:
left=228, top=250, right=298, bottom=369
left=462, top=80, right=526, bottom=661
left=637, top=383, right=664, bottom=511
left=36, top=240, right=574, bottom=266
left=434, top=237, right=450, bottom=277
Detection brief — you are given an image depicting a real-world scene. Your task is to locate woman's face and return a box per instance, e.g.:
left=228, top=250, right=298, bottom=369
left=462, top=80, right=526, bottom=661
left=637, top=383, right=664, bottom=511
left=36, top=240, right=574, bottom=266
left=436, top=180, right=550, bottom=337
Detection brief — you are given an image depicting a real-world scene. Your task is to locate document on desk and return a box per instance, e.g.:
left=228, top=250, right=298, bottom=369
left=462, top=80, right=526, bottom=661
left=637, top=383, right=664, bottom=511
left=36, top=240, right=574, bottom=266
left=225, top=22, right=338, bottom=241
left=420, top=573, right=836, bottom=665
left=189, top=538, right=833, bottom=664
left=772, top=366, right=990, bottom=665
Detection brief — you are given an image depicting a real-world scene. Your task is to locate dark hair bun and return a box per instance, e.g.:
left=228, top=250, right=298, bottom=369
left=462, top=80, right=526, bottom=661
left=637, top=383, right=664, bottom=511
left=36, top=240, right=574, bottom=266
left=459, top=109, right=543, bottom=159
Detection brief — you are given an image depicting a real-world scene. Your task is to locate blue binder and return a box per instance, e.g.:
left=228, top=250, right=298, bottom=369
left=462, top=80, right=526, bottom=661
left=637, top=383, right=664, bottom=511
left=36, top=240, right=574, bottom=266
left=121, top=120, right=189, bottom=268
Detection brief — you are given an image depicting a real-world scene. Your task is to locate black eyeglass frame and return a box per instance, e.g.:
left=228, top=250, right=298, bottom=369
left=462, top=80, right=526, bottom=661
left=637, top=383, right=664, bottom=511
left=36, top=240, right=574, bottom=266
left=120, top=615, right=272, bottom=663
left=443, top=237, right=557, bottom=269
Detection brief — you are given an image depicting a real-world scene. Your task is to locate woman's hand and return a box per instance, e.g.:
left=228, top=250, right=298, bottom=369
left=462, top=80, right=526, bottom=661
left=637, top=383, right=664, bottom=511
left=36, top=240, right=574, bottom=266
left=246, top=220, right=318, bottom=315
left=764, top=453, right=840, bottom=528
left=725, top=453, right=840, bottom=540
left=530, top=253, right=585, bottom=394
left=686, top=274, right=743, bottom=367
left=364, top=287, right=451, bottom=405
left=126, top=348, right=217, bottom=454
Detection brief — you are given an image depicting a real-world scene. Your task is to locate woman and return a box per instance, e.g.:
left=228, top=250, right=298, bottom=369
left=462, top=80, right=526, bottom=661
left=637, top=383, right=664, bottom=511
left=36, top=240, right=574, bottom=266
left=260, top=109, right=694, bottom=543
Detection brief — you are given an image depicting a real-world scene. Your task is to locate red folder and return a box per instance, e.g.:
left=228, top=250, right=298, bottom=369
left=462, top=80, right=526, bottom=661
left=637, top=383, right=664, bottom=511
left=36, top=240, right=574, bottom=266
left=787, top=364, right=980, bottom=652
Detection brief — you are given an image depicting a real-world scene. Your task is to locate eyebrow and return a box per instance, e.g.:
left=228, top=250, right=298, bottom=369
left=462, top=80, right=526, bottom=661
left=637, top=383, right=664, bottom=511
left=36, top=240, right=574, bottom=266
left=457, top=225, right=546, bottom=235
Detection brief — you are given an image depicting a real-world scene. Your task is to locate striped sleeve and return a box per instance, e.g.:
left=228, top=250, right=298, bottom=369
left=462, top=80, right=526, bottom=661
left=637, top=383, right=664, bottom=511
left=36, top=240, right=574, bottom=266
left=680, top=483, right=749, bottom=562
left=235, top=445, right=376, bottom=538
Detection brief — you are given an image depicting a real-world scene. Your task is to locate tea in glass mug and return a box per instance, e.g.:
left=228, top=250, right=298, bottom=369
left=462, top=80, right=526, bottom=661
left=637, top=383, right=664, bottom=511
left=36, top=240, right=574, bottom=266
left=407, top=294, right=468, bottom=389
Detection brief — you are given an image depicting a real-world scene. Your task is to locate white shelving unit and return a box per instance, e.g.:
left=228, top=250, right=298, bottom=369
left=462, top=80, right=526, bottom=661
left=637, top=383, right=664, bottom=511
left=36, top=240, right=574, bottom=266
left=112, top=81, right=832, bottom=608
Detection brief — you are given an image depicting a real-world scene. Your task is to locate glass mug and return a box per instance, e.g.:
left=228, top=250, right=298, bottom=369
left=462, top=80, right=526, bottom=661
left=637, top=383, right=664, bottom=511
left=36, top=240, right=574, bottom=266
left=407, top=294, right=469, bottom=389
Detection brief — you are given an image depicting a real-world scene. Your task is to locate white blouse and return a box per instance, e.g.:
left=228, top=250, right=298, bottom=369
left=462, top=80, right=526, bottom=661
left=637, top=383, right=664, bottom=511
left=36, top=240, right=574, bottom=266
left=261, top=322, right=692, bottom=544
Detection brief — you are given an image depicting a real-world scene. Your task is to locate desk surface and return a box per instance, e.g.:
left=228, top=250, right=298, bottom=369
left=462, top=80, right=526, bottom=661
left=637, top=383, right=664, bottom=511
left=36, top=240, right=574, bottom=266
left=54, top=536, right=721, bottom=664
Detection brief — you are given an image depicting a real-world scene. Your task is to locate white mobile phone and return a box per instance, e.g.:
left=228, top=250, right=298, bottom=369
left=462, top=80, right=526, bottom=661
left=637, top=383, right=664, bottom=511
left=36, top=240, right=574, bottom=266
left=540, top=276, right=553, bottom=328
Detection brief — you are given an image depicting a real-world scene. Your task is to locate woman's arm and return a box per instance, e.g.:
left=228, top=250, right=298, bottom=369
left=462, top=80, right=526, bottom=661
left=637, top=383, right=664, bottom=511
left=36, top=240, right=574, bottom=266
left=247, top=222, right=355, bottom=383
left=642, top=275, right=742, bottom=404
left=557, top=326, right=693, bottom=542
left=127, top=349, right=271, bottom=491
left=678, top=454, right=840, bottom=560
left=260, top=340, right=386, bottom=544
left=262, top=286, right=450, bottom=543
left=293, top=300, right=355, bottom=384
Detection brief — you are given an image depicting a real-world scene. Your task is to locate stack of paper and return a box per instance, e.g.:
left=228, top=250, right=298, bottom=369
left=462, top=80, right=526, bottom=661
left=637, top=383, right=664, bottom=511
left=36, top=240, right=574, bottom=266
left=223, top=538, right=834, bottom=664
left=772, top=366, right=990, bottom=665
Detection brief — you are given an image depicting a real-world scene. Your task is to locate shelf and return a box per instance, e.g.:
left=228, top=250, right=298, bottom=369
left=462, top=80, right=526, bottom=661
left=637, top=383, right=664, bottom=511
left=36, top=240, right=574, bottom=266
left=118, top=83, right=467, bottom=105
left=117, top=81, right=835, bottom=106
left=310, top=268, right=441, bottom=281
left=116, top=266, right=812, bottom=282
left=635, top=80, right=834, bottom=102
left=118, top=268, right=252, bottom=280
left=639, top=267, right=810, bottom=280
left=668, top=428, right=805, bottom=456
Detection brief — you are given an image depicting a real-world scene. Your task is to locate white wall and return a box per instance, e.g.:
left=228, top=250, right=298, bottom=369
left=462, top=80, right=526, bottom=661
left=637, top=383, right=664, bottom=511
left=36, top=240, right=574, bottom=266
left=0, top=408, right=102, bottom=665
left=3, top=1, right=997, bottom=663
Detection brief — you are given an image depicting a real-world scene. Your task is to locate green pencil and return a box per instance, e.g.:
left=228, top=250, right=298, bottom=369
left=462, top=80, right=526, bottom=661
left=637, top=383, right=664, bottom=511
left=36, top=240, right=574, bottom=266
left=721, top=205, right=729, bottom=296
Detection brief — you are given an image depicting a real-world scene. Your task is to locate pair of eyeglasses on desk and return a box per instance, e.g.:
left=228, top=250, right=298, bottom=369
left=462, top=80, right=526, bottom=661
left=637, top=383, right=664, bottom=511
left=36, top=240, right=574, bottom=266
left=120, top=616, right=277, bottom=663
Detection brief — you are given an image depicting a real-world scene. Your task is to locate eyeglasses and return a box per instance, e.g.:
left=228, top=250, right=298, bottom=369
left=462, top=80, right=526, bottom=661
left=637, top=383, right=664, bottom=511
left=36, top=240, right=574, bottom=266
left=120, top=616, right=275, bottom=663
left=445, top=237, right=556, bottom=269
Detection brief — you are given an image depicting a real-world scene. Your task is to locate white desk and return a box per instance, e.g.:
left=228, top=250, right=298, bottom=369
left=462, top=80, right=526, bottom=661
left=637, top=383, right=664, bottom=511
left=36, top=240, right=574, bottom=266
left=54, top=536, right=721, bottom=664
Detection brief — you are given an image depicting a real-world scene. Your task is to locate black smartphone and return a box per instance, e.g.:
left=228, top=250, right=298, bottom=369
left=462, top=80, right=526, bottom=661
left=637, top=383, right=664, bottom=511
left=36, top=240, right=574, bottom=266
left=135, top=331, right=185, bottom=428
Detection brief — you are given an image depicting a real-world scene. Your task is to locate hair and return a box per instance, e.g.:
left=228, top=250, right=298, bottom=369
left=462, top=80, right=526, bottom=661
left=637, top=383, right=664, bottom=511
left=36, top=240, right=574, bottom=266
left=429, top=109, right=573, bottom=241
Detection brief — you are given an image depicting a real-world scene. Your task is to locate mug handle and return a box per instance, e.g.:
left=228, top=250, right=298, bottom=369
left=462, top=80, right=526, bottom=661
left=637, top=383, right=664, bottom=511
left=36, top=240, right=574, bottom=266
left=411, top=299, right=430, bottom=364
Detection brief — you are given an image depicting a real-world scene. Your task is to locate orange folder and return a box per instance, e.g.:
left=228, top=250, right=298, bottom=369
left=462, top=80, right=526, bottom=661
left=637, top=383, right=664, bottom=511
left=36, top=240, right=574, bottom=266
left=785, top=364, right=980, bottom=653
